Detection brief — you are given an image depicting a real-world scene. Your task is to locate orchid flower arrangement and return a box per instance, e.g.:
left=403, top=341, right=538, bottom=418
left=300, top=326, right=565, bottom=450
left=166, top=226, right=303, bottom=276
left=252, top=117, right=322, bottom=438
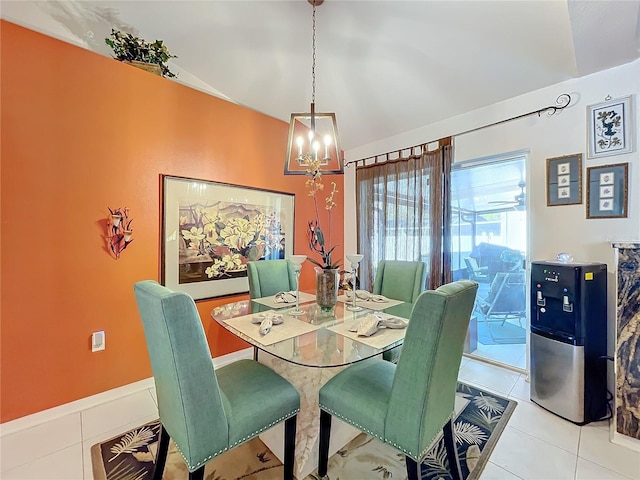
left=305, top=158, right=340, bottom=269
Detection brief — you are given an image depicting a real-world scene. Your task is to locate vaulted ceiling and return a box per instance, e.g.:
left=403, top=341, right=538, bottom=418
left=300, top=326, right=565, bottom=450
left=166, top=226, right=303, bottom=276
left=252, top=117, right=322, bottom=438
left=2, top=0, right=640, bottom=152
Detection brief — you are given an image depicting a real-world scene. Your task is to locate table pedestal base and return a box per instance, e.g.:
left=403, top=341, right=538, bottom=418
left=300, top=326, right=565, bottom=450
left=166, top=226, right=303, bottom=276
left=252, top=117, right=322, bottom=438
left=258, top=352, right=361, bottom=479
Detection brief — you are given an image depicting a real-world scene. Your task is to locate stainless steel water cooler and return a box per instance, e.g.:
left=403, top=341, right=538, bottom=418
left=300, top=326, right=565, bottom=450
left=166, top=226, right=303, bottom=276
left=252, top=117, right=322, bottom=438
left=530, top=261, right=607, bottom=425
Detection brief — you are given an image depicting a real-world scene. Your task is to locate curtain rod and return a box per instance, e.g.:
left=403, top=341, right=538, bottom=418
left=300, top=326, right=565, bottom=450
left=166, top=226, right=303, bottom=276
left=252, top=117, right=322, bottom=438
left=344, top=93, right=572, bottom=168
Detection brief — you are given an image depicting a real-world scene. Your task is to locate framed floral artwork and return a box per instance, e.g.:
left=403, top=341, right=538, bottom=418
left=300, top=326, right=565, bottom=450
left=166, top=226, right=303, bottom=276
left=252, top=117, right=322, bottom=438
left=586, top=163, right=628, bottom=219
left=161, top=175, right=295, bottom=300
left=546, top=153, right=582, bottom=206
left=587, top=95, right=634, bottom=159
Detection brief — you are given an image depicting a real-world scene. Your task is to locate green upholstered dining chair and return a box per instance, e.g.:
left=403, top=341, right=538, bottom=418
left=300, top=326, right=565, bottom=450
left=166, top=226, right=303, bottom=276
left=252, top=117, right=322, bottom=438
left=373, top=260, right=427, bottom=362
left=247, top=259, right=297, bottom=299
left=317, top=280, right=478, bottom=480
left=372, top=259, right=427, bottom=303
left=133, top=280, right=300, bottom=480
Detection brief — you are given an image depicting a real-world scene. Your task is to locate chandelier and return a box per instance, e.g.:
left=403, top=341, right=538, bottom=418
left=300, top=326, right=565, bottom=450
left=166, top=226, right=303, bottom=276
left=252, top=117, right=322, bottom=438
left=284, top=0, right=343, bottom=175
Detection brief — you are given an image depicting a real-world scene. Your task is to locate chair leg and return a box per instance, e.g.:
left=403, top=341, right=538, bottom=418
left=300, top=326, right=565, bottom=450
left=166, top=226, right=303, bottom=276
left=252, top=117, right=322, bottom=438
left=153, top=424, right=170, bottom=480
left=188, top=466, right=204, bottom=480
left=443, top=418, right=462, bottom=480
left=318, top=410, right=332, bottom=478
left=284, top=415, right=297, bottom=480
left=405, top=456, right=420, bottom=480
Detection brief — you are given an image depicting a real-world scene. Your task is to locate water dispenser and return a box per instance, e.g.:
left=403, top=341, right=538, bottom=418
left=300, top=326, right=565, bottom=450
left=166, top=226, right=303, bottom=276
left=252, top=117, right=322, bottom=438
left=530, top=261, right=607, bottom=424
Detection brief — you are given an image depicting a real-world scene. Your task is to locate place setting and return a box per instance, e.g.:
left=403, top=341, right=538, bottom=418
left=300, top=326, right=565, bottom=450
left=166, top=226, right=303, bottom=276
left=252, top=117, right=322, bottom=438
left=251, top=254, right=316, bottom=309
left=224, top=309, right=321, bottom=346
left=328, top=311, right=409, bottom=349
left=251, top=290, right=316, bottom=309
left=338, top=289, right=404, bottom=310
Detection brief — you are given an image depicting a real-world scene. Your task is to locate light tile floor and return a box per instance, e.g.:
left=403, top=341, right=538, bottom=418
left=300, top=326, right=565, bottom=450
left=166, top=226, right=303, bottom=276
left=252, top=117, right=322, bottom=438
left=470, top=342, right=527, bottom=370
left=1, top=357, right=639, bottom=479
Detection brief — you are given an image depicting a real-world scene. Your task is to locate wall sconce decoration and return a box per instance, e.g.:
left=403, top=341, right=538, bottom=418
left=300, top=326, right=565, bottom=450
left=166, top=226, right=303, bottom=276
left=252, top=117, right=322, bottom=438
left=108, top=207, right=133, bottom=259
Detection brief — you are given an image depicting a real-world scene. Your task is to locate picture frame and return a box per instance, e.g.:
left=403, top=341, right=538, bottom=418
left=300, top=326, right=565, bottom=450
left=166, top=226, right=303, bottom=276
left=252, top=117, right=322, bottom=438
left=586, top=163, right=628, bottom=219
left=587, top=95, right=634, bottom=159
left=546, top=153, right=582, bottom=206
left=161, top=175, right=295, bottom=300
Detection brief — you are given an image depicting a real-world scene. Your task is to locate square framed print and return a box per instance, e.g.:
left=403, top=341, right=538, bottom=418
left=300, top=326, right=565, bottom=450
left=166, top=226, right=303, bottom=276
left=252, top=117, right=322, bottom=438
left=586, top=163, right=628, bottom=219
left=161, top=175, right=295, bottom=300
left=587, top=95, right=634, bottom=159
left=546, top=153, right=582, bottom=206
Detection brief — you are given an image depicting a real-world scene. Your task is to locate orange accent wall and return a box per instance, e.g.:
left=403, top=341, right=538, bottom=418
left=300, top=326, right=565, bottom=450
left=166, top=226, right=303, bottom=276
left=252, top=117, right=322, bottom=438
left=0, top=21, right=344, bottom=423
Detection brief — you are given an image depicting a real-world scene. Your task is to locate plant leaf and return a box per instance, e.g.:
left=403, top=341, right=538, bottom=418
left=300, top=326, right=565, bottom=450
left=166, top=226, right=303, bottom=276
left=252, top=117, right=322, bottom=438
left=108, top=426, right=155, bottom=462
left=455, top=421, right=488, bottom=445
left=307, top=257, right=324, bottom=268
left=315, top=226, right=325, bottom=247
left=472, top=393, right=505, bottom=414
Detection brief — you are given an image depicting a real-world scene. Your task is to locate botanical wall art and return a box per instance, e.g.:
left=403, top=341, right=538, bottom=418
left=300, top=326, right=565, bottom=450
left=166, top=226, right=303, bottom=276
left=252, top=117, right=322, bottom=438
left=161, top=175, right=295, bottom=300
left=546, top=153, right=582, bottom=206
left=586, top=163, right=628, bottom=219
left=587, top=95, right=634, bottom=159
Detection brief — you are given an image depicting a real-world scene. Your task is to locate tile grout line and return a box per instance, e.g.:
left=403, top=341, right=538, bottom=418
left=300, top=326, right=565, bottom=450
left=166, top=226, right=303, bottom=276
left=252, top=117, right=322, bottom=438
left=0, top=413, right=85, bottom=475
left=80, top=410, right=87, bottom=480
left=506, top=422, right=580, bottom=456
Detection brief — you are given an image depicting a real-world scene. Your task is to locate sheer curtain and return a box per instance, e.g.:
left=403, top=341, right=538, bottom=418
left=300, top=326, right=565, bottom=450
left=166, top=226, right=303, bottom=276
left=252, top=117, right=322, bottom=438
left=356, top=140, right=452, bottom=290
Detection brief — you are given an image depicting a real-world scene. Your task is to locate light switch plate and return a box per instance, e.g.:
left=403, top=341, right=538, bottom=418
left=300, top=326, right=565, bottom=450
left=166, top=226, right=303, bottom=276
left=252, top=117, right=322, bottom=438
left=92, top=331, right=105, bottom=352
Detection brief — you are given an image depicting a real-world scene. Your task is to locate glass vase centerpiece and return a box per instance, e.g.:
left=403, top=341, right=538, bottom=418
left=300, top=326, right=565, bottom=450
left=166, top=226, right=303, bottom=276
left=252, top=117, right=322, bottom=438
left=345, top=253, right=364, bottom=311
left=314, top=266, right=339, bottom=311
left=305, top=158, right=340, bottom=311
left=288, top=254, right=307, bottom=316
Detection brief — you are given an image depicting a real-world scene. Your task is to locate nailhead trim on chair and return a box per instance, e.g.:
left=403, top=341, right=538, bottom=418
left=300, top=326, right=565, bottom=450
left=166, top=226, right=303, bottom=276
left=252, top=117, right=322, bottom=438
left=173, top=409, right=300, bottom=472
left=319, top=405, right=453, bottom=462
left=417, top=412, right=454, bottom=462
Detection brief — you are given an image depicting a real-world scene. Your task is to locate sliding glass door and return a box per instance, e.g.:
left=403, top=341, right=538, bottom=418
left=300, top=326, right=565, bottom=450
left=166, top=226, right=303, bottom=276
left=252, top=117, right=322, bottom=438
left=451, top=154, right=528, bottom=371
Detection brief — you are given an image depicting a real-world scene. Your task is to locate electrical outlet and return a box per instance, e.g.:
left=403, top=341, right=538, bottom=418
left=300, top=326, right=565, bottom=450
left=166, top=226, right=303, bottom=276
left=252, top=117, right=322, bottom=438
left=92, top=331, right=105, bottom=352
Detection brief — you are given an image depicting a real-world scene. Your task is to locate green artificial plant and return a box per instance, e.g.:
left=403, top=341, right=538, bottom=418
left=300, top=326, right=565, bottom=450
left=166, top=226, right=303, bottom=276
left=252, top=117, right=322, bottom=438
left=105, top=28, right=177, bottom=78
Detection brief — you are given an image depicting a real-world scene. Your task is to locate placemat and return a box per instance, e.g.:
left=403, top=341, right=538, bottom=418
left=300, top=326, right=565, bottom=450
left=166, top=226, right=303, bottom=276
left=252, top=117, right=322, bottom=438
left=328, top=314, right=407, bottom=349
left=252, top=291, right=316, bottom=309
left=337, top=294, right=404, bottom=311
left=224, top=310, right=321, bottom=346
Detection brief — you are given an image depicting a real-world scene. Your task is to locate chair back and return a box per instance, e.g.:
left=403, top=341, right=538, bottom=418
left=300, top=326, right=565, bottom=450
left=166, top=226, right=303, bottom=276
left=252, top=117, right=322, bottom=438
left=385, top=280, right=478, bottom=459
left=464, top=257, right=480, bottom=273
left=133, top=280, right=229, bottom=467
left=247, top=259, right=297, bottom=298
left=372, top=260, right=426, bottom=303
left=484, top=270, right=526, bottom=315
left=464, top=257, right=489, bottom=282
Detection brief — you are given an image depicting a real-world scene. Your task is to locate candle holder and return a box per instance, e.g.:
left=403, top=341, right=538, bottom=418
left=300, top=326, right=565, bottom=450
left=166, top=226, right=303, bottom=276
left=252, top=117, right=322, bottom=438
left=345, top=254, right=364, bottom=311
left=289, top=255, right=307, bottom=316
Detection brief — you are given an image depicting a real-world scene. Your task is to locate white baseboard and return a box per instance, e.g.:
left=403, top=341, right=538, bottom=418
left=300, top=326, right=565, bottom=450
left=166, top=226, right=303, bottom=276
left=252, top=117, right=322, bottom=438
left=0, top=348, right=254, bottom=437
left=611, top=428, right=640, bottom=452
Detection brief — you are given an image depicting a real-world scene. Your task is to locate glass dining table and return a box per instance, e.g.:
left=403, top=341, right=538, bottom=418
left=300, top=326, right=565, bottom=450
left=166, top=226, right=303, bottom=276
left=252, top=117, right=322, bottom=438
left=211, top=295, right=412, bottom=366
left=210, top=294, right=412, bottom=479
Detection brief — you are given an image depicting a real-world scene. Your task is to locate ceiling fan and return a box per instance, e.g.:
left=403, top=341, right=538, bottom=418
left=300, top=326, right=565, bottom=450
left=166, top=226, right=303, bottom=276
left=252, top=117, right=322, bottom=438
left=488, top=181, right=526, bottom=208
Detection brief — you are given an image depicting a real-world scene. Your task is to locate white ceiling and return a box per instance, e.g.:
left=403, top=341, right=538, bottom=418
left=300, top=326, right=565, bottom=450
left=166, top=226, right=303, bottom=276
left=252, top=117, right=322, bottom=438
left=2, top=0, right=640, bottom=153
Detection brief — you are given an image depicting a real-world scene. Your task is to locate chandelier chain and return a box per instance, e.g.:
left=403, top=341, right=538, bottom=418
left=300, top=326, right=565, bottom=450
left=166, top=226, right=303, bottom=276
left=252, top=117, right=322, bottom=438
left=284, top=0, right=343, bottom=175
left=311, top=1, right=316, bottom=104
